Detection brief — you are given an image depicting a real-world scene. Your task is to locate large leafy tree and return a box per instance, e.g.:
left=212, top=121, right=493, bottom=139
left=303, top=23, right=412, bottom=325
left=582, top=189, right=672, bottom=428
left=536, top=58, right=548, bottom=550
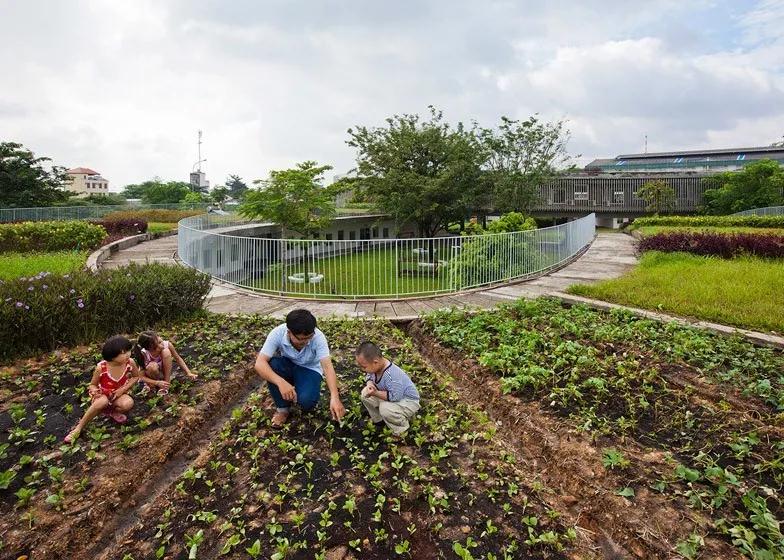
left=0, top=142, right=69, bottom=207
left=240, top=161, right=337, bottom=237
left=702, top=159, right=784, bottom=214
left=347, top=107, right=488, bottom=237
left=478, top=116, right=572, bottom=214
left=226, top=174, right=248, bottom=200
left=239, top=162, right=337, bottom=283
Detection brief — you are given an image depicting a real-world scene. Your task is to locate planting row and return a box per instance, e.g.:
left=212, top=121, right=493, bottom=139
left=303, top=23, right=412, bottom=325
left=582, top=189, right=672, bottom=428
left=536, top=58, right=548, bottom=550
left=422, top=299, right=784, bottom=559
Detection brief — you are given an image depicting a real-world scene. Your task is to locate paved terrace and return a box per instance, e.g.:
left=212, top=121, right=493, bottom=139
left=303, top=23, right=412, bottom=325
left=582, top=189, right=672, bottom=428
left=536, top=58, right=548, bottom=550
left=102, top=232, right=638, bottom=319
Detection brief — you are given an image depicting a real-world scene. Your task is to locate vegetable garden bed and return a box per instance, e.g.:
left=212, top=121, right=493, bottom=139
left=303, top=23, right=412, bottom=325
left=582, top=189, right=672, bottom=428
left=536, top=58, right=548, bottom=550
left=1, top=298, right=782, bottom=559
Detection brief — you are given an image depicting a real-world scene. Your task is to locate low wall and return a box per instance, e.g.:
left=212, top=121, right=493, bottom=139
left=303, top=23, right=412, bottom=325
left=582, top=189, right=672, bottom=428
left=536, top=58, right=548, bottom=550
left=86, top=230, right=177, bottom=271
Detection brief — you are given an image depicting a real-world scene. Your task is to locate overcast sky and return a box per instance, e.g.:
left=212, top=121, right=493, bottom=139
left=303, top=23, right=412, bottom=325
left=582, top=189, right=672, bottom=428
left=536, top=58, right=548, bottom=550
left=1, top=0, right=783, bottom=191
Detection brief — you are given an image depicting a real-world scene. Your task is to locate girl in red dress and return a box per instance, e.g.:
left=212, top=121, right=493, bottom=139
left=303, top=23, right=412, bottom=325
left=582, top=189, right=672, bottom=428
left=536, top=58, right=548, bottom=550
left=64, top=336, right=141, bottom=443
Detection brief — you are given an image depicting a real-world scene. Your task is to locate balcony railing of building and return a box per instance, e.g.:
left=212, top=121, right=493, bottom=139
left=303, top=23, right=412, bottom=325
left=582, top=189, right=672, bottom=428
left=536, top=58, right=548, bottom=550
left=178, top=213, right=596, bottom=300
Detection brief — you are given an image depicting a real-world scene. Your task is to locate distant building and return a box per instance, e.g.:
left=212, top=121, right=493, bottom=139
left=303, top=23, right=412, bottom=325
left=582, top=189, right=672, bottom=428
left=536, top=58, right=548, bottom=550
left=533, top=145, right=784, bottom=227
left=66, top=167, right=110, bottom=196
left=189, top=171, right=210, bottom=193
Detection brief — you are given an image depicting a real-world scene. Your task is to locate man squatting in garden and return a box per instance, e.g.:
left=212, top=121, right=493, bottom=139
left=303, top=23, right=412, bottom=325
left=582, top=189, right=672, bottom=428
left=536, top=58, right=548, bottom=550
left=254, top=309, right=346, bottom=427
left=356, top=342, right=420, bottom=436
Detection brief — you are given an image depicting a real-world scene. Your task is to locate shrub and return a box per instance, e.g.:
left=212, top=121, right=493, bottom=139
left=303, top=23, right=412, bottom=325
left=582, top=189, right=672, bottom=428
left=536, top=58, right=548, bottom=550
left=639, top=232, right=784, bottom=259
left=632, top=215, right=784, bottom=229
left=0, top=221, right=106, bottom=252
left=102, top=209, right=203, bottom=223
left=90, top=218, right=148, bottom=236
left=0, top=263, right=211, bottom=360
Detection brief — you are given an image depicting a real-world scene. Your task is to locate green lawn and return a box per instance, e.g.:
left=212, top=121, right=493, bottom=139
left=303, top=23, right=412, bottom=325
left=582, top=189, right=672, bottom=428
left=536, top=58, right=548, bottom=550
left=0, top=251, right=88, bottom=280
left=634, top=225, right=784, bottom=236
left=252, top=248, right=453, bottom=298
left=148, top=222, right=178, bottom=234
left=568, top=251, right=784, bottom=333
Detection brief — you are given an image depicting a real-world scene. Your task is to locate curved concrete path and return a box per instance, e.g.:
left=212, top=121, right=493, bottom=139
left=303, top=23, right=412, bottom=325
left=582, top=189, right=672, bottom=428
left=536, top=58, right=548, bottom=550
left=101, top=232, right=638, bottom=319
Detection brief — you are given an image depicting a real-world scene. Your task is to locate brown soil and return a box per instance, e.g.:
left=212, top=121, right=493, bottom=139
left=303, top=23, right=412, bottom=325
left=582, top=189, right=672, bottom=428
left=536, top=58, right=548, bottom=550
left=1, top=364, right=259, bottom=560
left=405, top=321, right=742, bottom=560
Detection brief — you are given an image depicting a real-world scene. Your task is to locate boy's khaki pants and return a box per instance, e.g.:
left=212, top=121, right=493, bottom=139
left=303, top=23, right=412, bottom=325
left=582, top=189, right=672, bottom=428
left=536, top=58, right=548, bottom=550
left=361, top=395, right=420, bottom=435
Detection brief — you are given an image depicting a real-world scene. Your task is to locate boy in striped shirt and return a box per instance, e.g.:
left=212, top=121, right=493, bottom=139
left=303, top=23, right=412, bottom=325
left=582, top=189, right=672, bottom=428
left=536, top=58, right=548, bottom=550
left=356, top=342, right=420, bottom=436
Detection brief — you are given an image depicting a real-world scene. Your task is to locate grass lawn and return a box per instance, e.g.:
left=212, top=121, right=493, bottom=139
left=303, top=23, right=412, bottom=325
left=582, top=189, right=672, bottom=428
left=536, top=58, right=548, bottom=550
left=148, top=222, right=178, bottom=234
left=0, top=250, right=88, bottom=280
left=568, top=251, right=784, bottom=333
left=634, top=225, right=784, bottom=236
left=253, top=247, right=453, bottom=297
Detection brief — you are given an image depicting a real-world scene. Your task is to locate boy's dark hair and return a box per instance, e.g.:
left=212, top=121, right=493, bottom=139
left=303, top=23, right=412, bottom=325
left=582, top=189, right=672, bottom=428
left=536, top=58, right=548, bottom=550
left=286, top=309, right=317, bottom=335
left=356, top=341, right=383, bottom=361
left=102, top=335, right=133, bottom=361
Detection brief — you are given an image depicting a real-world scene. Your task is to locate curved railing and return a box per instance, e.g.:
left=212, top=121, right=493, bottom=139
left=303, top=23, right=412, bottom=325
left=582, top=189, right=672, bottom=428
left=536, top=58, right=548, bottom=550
left=0, top=202, right=209, bottom=223
left=178, top=213, right=596, bottom=300
left=732, top=206, right=784, bottom=216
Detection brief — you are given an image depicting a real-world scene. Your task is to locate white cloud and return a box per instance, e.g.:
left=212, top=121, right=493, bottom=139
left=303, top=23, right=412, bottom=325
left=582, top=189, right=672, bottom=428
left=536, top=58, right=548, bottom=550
left=0, top=0, right=782, bottom=190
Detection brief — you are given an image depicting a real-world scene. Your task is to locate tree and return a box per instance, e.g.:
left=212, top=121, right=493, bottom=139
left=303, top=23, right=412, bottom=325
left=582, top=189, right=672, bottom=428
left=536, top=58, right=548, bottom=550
left=702, top=159, right=784, bottom=215
left=141, top=181, right=191, bottom=204
left=0, top=142, right=70, bottom=207
left=347, top=107, right=488, bottom=238
left=60, top=193, right=128, bottom=206
left=239, top=162, right=338, bottom=283
left=210, top=186, right=230, bottom=205
left=479, top=116, right=573, bottom=214
left=486, top=212, right=537, bottom=233
left=183, top=191, right=207, bottom=203
left=226, top=175, right=248, bottom=200
left=637, top=180, right=676, bottom=214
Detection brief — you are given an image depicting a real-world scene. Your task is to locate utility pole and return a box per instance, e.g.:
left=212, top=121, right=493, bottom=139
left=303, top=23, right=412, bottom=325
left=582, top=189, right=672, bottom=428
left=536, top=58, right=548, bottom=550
left=644, top=134, right=648, bottom=154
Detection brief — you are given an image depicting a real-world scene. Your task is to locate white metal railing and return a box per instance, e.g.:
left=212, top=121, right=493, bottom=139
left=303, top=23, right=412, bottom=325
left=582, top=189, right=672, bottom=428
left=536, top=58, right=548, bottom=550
left=0, top=203, right=209, bottom=223
left=178, top=213, right=596, bottom=299
left=732, top=206, right=784, bottom=216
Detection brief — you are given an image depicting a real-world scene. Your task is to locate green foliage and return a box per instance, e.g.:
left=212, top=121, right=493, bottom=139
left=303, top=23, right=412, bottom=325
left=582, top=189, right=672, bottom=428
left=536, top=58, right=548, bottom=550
left=702, top=160, right=784, bottom=215
left=0, top=220, right=106, bottom=252
left=60, top=193, right=128, bottom=207
left=632, top=215, right=784, bottom=229
left=225, top=174, right=248, bottom=200
left=183, top=191, right=208, bottom=204
left=348, top=107, right=488, bottom=237
left=210, top=186, right=229, bottom=204
left=479, top=116, right=572, bottom=214
left=0, top=262, right=211, bottom=360
left=486, top=212, right=537, bottom=233
left=240, top=161, right=337, bottom=238
left=101, top=209, right=203, bottom=223
left=0, top=142, right=70, bottom=207
left=0, top=251, right=88, bottom=280
left=637, top=180, right=676, bottom=214
left=142, top=181, right=192, bottom=204
left=569, top=251, right=784, bottom=333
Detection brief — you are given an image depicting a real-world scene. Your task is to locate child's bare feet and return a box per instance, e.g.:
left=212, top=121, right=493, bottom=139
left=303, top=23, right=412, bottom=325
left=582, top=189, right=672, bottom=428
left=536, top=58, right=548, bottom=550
left=103, top=409, right=127, bottom=423
left=64, top=426, right=81, bottom=444
left=271, top=410, right=290, bottom=429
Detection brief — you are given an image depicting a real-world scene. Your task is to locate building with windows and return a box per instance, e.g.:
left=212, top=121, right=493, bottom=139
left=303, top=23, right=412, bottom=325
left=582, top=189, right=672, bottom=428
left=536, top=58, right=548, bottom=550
left=66, top=167, right=110, bottom=196
left=532, top=146, right=784, bottom=227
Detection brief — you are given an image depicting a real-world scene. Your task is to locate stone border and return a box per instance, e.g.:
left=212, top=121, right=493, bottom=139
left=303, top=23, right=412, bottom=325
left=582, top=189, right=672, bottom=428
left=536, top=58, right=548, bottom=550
left=86, top=230, right=178, bottom=271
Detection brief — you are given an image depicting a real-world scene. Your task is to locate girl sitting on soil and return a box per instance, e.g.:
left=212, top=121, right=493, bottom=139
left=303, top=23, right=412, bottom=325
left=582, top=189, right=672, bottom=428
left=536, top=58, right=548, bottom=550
left=132, top=331, right=197, bottom=396
left=64, top=336, right=141, bottom=443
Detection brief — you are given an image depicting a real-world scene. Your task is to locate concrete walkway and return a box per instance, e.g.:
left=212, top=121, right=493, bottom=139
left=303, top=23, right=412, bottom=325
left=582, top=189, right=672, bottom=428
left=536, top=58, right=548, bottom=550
left=101, top=232, right=639, bottom=319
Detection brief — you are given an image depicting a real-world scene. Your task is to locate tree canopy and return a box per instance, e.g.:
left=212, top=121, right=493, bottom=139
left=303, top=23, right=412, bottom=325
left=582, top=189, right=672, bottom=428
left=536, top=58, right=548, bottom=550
left=347, top=107, right=488, bottom=237
left=121, top=179, right=192, bottom=204
left=479, top=116, right=573, bottom=214
left=239, top=161, right=338, bottom=238
left=702, top=160, right=784, bottom=215
left=0, top=142, right=69, bottom=207
left=226, top=174, right=248, bottom=200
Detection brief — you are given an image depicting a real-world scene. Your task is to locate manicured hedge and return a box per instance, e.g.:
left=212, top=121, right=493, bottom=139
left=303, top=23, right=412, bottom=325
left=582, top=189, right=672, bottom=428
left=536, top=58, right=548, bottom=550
left=639, top=231, right=784, bottom=259
left=632, top=215, right=784, bottom=229
left=90, top=217, right=148, bottom=236
left=101, top=209, right=203, bottom=223
left=0, top=221, right=106, bottom=252
left=0, top=263, right=211, bottom=360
